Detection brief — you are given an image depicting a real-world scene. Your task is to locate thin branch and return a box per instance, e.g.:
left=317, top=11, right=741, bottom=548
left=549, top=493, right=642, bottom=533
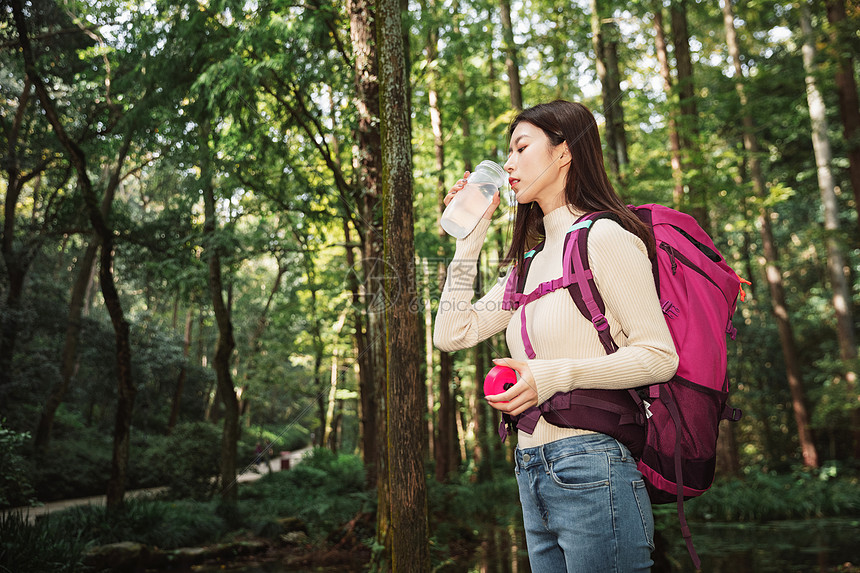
left=0, top=26, right=99, bottom=49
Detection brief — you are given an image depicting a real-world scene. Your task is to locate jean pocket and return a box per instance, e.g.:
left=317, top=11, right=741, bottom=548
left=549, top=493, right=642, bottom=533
left=632, top=479, right=655, bottom=551
left=548, top=452, right=610, bottom=490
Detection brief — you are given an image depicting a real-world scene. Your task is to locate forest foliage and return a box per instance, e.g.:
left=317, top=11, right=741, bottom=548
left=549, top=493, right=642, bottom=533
left=1, top=0, right=860, bottom=567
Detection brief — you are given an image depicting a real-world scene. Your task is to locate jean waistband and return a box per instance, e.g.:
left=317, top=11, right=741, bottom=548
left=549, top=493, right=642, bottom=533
left=514, top=433, right=625, bottom=470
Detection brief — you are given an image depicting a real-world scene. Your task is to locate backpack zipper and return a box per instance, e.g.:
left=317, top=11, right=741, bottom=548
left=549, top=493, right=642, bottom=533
left=659, top=242, right=729, bottom=305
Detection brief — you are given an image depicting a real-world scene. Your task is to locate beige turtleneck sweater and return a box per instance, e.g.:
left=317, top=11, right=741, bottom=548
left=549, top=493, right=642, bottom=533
left=433, top=205, right=679, bottom=448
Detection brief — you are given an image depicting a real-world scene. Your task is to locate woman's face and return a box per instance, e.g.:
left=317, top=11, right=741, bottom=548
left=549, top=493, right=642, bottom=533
left=503, top=122, right=569, bottom=210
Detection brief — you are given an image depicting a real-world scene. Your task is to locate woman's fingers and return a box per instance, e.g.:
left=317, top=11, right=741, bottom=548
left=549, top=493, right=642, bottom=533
left=443, top=171, right=470, bottom=206
left=486, top=380, right=538, bottom=416
left=486, top=357, right=538, bottom=416
left=482, top=190, right=500, bottom=219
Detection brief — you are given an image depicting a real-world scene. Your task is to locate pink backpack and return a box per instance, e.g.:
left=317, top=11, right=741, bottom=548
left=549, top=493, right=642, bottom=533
left=502, top=204, right=745, bottom=570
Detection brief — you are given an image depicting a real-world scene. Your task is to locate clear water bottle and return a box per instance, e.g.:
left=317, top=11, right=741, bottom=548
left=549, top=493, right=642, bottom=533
left=440, top=160, right=506, bottom=239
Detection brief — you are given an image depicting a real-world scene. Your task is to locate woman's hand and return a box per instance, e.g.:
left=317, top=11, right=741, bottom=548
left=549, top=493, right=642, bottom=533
left=485, top=358, right=539, bottom=416
left=443, top=171, right=469, bottom=207
left=444, top=171, right=501, bottom=220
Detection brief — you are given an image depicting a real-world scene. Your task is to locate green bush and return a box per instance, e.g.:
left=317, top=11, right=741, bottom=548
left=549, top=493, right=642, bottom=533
left=684, top=465, right=860, bottom=521
left=32, top=425, right=113, bottom=502
left=0, top=511, right=87, bottom=573
left=239, top=447, right=371, bottom=540
left=48, top=498, right=228, bottom=549
left=0, top=420, right=36, bottom=509
left=136, top=422, right=221, bottom=501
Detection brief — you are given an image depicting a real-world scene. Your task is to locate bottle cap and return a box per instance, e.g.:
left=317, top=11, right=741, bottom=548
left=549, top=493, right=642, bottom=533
left=472, top=160, right=506, bottom=189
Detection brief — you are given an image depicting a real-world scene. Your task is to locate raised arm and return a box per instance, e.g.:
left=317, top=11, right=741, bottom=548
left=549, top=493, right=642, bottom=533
left=433, top=217, right=513, bottom=352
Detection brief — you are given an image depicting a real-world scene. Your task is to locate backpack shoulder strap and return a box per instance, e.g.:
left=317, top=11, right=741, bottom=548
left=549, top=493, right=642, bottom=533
left=563, top=212, right=620, bottom=355
left=502, top=240, right=546, bottom=310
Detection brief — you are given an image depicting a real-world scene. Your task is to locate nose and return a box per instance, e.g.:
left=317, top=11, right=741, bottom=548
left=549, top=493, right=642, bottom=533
left=503, top=154, right=515, bottom=172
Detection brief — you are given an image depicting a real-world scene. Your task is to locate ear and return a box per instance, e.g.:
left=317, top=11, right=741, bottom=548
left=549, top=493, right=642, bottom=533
left=557, top=145, right=572, bottom=169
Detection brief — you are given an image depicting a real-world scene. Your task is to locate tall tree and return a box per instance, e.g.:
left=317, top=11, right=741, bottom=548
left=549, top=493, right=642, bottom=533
left=824, top=0, right=860, bottom=225
left=377, top=0, right=430, bottom=568
left=590, top=1, right=628, bottom=182
left=199, top=120, right=240, bottom=504
left=670, top=0, right=707, bottom=228
left=420, top=0, right=458, bottom=483
left=721, top=0, right=818, bottom=468
left=11, top=0, right=138, bottom=509
left=499, top=0, right=523, bottom=111
left=652, top=4, right=685, bottom=205
left=799, top=0, right=858, bottom=457
left=35, top=137, right=130, bottom=450
left=451, top=5, right=473, bottom=173
left=0, top=3, right=81, bottom=398
left=348, top=0, right=384, bottom=488
left=167, top=307, right=194, bottom=433
left=0, top=75, right=51, bottom=393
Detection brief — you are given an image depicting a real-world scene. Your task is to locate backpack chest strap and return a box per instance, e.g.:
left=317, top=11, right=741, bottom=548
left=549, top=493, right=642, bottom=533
left=515, top=274, right=587, bottom=358
left=508, top=274, right=584, bottom=310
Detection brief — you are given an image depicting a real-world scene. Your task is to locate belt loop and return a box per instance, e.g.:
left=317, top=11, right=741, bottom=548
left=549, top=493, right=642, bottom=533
left=614, top=439, right=628, bottom=461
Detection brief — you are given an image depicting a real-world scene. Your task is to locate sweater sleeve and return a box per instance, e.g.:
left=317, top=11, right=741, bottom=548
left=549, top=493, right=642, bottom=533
left=433, top=218, right=514, bottom=352
left=528, top=220, right=679, bottom=403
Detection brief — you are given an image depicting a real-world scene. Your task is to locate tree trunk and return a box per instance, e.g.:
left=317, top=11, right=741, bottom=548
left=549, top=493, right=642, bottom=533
left=652, top=5, right=684, bottom=207
left=423, top=259, right=436, bottom=459
left=0, top=80, right=31, bottom=392
left=471, top=344, right=485, bottom=479
left=324, top=350, right=339, bottom=448
left=344, top=218, right=376, bottom=481
left=35, top=239, right=98, bottom=449
left=200, top=122, right=240, bottom=504
left=435, top=368, right=458, bottom=482
left=348, top=0, right=384, bottom=490
left=434, top=261, right=458, bottom=482
left=499, top=0, right=523, bottom=111
left=472, top=266, right=487, bottom=481
left=591, top=0, right=613, bottom=176
left=377, top=0, right=430, bottom=567
left=12, top=1, right=137, bottom=508
left=452, top=2, right=473, bottom=172
left=422, top=2, right=458, bottom=482
left=591, top=1, right=627, bottom=182
left=36, top=138, right=128, bottom=450
left=604, top=22, right=628, bottom=175
left=799, top=0, right=859, bottom=457
left=669, top=0, right=707, bottom=229
left=721, top=0, right=818, bottom=468
left=168, top=308, right=194, bottom=434
left=308, top=279, right=326, bottom=446
left=824, top=0, right=860, bottom=225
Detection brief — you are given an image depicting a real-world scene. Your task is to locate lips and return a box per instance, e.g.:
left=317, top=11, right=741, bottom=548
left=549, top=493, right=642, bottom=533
left=509, top=177, right=520, bottom=188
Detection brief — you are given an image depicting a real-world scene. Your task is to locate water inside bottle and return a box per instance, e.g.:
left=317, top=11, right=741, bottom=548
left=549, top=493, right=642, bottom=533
left=440, top=181, right=497, bottom=239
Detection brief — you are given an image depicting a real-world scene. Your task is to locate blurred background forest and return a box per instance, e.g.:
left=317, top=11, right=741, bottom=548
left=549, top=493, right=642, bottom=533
left=2, top=0, right=860, bottom=571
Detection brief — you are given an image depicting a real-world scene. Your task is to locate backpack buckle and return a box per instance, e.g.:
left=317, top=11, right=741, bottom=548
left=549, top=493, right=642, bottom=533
left=662, top=299, right=680, bottom=319
left=592, top=314, right=609, bottom=331
left=726, top=318, right=737, bottom=340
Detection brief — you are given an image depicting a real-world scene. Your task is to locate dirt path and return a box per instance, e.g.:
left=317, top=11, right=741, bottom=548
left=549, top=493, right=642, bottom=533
left=5, top=448, right=312, bottom=524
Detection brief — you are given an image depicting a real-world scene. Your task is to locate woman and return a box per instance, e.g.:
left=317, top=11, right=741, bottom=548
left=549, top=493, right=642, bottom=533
left=433, top=100, right=678, bottom=572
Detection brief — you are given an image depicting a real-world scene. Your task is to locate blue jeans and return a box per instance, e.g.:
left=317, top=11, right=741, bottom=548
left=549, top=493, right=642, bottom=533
left=514, top=434, right=654, bottom=573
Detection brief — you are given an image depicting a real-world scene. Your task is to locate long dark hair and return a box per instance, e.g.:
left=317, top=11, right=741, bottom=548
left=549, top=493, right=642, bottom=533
left=501, top=100, right=655, bottom=274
